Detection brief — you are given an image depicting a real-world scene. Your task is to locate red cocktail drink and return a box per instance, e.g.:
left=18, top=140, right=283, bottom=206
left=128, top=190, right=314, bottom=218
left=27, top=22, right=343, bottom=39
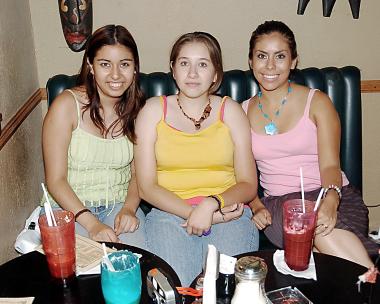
left=283, top=199, right=316, bottom=271
left=39, top=210, right=76, bottom=286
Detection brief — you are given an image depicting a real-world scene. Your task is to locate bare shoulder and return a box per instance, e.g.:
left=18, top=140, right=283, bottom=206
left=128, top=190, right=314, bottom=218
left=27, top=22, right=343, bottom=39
left=136, top=95, right=163, bottom=123
left=46, top=89, right=78, bottom=121
left=310, top=89, right=337, bottom=114
left=43, top=89, right=79, bottom=134
left=222, top=97, right=250, bottom=130
left=223, top=97, right=248, bottom=119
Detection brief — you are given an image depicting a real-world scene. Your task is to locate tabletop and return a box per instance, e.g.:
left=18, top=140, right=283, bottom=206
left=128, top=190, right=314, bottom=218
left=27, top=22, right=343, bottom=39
left=0, top=242, right=181, bottom=304
left=1, top=247, right=379, bottom=304
left=187, top=250, right=380, bottom=304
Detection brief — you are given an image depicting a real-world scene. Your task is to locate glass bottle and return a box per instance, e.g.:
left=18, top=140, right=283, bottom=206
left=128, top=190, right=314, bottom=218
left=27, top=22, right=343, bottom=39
left=231, top=256, right=270, bottom=304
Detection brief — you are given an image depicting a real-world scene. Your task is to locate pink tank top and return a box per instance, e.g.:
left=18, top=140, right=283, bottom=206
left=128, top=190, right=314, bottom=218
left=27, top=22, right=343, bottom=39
left=242, top=89, right=349, bottom=197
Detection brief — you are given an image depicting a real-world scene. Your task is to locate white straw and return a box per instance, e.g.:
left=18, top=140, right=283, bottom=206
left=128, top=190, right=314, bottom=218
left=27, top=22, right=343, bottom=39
left=299, top=167, right=305, bottom=213
left=313, top=188, right=325, bottom=212
left=41, top=183, right=57, bottom=226
left=102, top=243, right=115, bottom=271
left=43, top=203, right=53, bottom=227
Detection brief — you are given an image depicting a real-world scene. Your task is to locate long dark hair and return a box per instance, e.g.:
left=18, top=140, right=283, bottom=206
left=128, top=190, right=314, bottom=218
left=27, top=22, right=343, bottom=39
left=77, top=24, right=145, bottom=143
left=170, top=32, right=223, bottom=94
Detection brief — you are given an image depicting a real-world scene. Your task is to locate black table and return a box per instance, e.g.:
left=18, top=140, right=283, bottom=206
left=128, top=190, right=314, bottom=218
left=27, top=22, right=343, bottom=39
left=188, top=250, right=380, bottom=304
left=0, top=243, right=181, bottom=304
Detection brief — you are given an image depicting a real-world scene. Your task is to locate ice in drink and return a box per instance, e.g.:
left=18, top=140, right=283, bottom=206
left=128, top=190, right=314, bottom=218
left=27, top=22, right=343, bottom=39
left=101, top=250, right=141, bottom=304
left=283, top=199, right=316, bottom=271
left=39, top=210, right=76, bottom=285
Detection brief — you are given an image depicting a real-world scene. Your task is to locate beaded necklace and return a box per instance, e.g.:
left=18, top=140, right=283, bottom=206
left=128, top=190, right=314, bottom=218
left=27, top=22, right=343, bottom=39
left=177, top=95, right=212, bottom=130
left=257, top=80, right=292, bottom=135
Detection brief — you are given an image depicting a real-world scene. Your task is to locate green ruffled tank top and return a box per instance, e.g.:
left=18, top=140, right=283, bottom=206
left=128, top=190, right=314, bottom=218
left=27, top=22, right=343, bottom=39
left=43, top=90, right=133, bottom=208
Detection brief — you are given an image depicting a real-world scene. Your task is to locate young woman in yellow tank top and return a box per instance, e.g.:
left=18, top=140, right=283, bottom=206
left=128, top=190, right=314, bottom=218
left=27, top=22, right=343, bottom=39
left=134, top=32, right=259, bottom=285
left=42, top=25, right=146, bottom=248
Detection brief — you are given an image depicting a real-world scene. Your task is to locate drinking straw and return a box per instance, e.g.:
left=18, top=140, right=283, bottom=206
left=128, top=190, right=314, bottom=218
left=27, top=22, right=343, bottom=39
left=41, top=183, right=57, bottom=226
left=313, top=188, right=325, bottom=212
left=299, top=167, right=305, bottom=213
left=102, top=243, right=115, bottom=271
left=43, top=203, right=53, bottom=227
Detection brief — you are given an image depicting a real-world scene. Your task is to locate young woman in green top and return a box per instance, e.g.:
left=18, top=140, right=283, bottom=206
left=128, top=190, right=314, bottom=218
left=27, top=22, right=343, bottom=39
left=42, top=25, right=146, bottom=248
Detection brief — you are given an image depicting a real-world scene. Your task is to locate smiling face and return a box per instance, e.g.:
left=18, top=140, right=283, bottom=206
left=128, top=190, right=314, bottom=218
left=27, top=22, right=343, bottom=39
left=250, top=32, right=297, bottom=93
left=89, top=44, right=136, bottom=101
left=172, top=42, right=217, bottom=99
left=58, top=0, right=93, bottom=52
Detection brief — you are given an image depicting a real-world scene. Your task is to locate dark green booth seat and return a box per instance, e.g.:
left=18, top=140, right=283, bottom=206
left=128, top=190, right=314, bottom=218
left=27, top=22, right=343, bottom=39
left=46, top=66, right=363, bottom=250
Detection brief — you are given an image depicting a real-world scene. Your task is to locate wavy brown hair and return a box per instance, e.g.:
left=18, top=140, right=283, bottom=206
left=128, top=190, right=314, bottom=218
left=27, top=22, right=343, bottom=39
left=77, top=24, right=145, bottom=143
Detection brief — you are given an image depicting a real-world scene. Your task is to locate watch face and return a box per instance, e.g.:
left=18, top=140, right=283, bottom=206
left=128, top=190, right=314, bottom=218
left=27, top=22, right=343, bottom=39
left=58, top=0, right=93, bottom=52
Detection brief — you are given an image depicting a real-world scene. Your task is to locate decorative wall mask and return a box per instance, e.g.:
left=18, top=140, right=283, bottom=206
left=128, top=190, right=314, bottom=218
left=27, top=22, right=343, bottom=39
left=297, top=0, right=361, bottom=19
left=58, top=0, right=93, bottom=52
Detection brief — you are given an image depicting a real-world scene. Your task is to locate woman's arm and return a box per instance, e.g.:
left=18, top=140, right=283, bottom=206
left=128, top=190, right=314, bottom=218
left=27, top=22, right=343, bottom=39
left=185, top=98, right=258, bottom=235
left=220, top=98, right=258, bottom=204
left=311, top=90, right=342, bottom=235
left=43, top=91, right=119, bottom=242
left=114, top=160, right=141, bottom=235
left=134, top=97, right=194, bottom=219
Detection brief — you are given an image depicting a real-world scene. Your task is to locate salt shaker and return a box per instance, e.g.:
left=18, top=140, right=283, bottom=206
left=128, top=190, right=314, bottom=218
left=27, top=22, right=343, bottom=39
left=231, top=256, right=270, bottom=304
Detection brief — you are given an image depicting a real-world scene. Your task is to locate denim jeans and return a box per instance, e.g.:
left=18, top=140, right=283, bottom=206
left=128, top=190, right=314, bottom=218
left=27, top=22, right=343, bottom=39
left=42, top=204, right=147, bottom=250
left=145, top=208, right=259, bottom=286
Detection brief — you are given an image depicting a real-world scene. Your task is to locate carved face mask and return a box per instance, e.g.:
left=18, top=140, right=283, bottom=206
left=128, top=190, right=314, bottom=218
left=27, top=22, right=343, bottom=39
left=58, top=0, right=93, bottom=52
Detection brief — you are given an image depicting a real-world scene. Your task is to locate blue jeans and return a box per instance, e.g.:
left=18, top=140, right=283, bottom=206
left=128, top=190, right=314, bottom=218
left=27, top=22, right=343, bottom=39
left=42, top=204, right=147, bottom=250
left=145, top=208, right=259, bottom=286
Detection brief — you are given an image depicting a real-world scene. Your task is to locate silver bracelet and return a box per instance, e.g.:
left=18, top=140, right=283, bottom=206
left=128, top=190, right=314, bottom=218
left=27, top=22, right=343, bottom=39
left=323, top=185, right=342, bottom=200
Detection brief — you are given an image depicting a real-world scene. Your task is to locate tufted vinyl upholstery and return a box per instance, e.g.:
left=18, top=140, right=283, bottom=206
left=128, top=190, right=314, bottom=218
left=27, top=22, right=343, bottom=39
left=46, top=66, right=362, bottom=192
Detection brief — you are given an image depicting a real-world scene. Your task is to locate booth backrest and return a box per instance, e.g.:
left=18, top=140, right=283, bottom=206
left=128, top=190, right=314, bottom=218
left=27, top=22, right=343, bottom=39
left=46, top=66, right=362, bottom=191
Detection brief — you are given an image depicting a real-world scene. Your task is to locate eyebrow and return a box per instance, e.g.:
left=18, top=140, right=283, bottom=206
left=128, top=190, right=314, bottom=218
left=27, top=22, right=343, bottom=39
left=255, top=50, right=289, bottom=55
left=96, top=58, right=134, bottom=62
left=177, top=56, right=211, bottom=61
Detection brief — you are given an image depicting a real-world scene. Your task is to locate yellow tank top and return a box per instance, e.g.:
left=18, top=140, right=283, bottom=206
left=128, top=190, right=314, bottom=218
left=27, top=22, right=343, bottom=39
left=42, top=89, right=133, bottom=207
left=155, top=96, right=236, bottom=199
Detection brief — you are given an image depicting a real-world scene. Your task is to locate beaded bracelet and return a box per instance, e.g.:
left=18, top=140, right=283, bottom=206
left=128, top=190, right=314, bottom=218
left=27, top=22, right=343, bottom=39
left=323, top=185, right=342, bottom=200
left=213, top=194, right=225, bottom=209
left=208, top=195, right=225, bottom=215
left=74, top=208, right=91, bottom=221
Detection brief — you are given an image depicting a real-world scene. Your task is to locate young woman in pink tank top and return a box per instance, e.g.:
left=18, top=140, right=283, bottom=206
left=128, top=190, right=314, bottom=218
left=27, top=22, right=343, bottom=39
left=135, top=32, right=259, bottom=286
left=245, top=21, right=377, bottom=269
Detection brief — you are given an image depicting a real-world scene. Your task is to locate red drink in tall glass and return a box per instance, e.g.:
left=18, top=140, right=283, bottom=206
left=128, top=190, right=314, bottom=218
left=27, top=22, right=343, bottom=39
left=39, top=210, right=76, bottom=286
left=283, top=199, right=316, bottom=271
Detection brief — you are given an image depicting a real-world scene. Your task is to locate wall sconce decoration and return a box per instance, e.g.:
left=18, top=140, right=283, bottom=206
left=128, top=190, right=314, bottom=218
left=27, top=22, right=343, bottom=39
left=322, top=0, right=336, bottom=17
left=297, top=0, right=310, bottom=15
left=348, top=0, right=361, bottom=19
left=58, top=0, right=93, bottom=52
left=297, top=0, right=361, bottom=19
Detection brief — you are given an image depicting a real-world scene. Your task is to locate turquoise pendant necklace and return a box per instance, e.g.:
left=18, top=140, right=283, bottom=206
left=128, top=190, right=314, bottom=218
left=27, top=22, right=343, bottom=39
left=257, top=80, right=292, bottom=135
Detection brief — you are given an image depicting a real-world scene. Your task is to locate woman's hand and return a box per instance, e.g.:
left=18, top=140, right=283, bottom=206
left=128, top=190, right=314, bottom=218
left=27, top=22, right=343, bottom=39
left=315, top=195, right=338, bottom=236
left=87, top=220, right=120, bottom=243
left=251, top=206, right=272, bottom=230
left=182, top=197, right=218, bottom=236
left=212, top=203, right=244, bottom=224
left=114, top=205, right=140, bottom=235
left=249, top=197, right=272, bottom=230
